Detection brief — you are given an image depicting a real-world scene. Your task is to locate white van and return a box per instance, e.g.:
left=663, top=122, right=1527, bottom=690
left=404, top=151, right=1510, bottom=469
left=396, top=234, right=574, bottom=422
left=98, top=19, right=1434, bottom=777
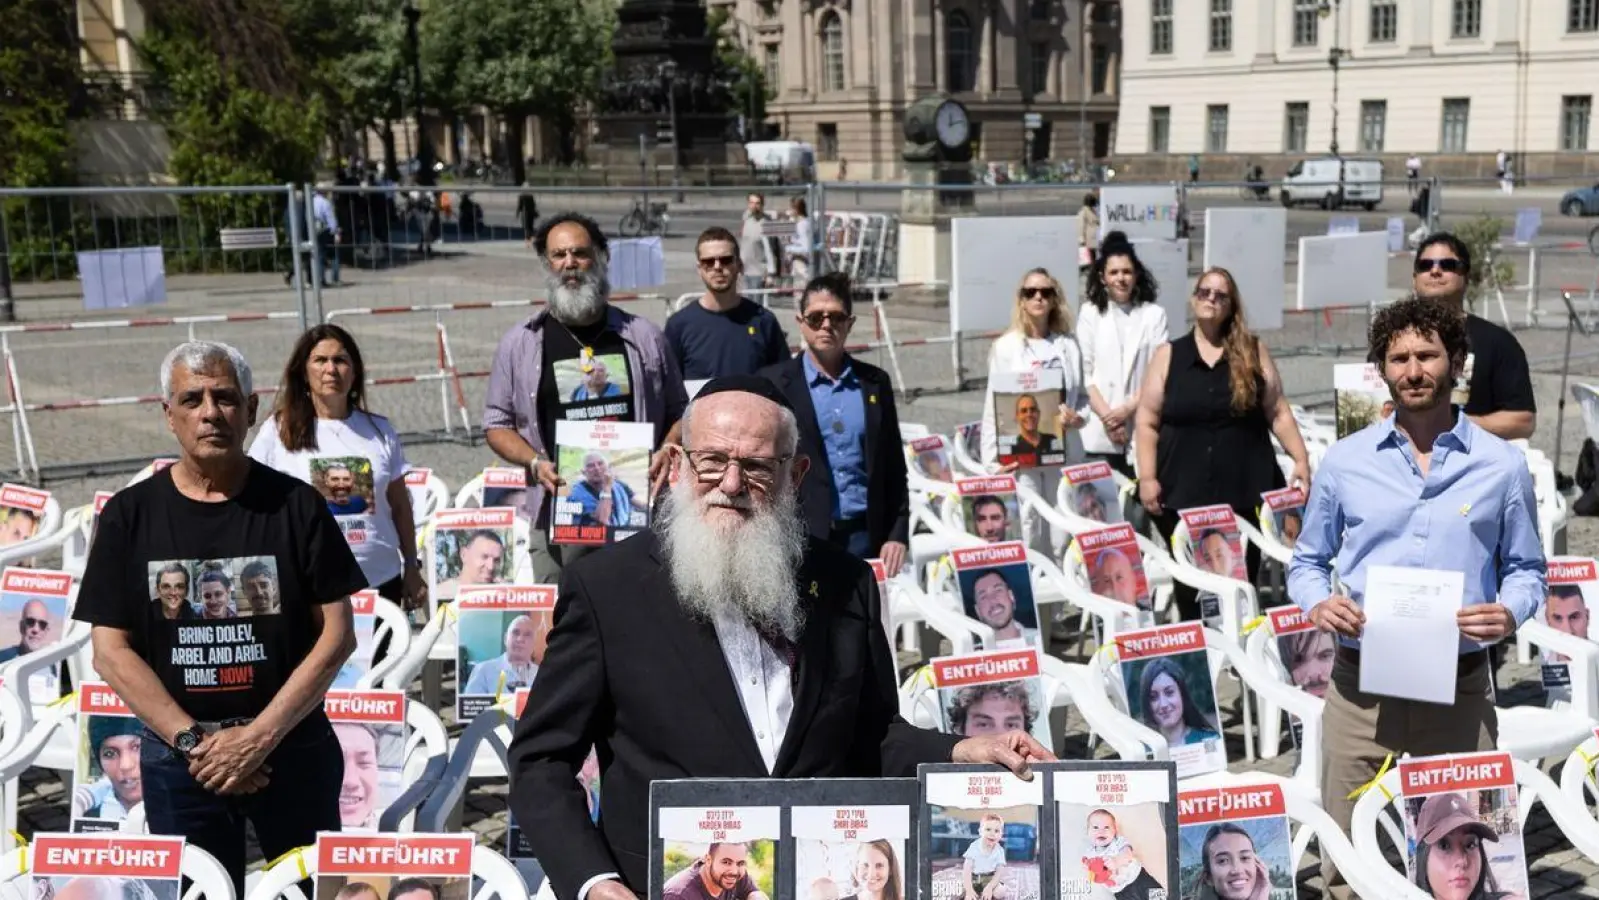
left=744, top=141, right=816, bottom=184
left=1279, top=157, right=1384, bottom=210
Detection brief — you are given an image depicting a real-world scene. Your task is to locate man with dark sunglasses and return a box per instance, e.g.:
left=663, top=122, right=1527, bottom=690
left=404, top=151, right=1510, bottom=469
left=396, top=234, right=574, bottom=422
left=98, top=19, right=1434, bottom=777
left=666, top=227, right=791, bottom=379
left=0, top=598, right=54, bottom=662
left=758, top=273, right=910, bottom=577
left=1412, top=233, right=1536, bottom=441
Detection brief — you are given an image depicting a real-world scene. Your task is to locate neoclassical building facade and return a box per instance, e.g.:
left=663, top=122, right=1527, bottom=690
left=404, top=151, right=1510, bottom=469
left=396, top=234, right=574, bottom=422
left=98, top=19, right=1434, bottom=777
left=711, top=0, right=1123, bottom=179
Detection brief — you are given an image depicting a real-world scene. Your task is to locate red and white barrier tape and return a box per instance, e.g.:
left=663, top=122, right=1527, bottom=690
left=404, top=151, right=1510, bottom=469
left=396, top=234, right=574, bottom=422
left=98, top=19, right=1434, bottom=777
left=326, top=293, right=662, bottom=320
left=0, top=311, right=301, bottom=335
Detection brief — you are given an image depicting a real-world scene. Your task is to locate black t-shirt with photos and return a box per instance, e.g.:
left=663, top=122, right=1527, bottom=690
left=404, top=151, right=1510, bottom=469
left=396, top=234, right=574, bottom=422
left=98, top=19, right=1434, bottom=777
left=74, top=462, right=368, bottom=724
left=536, top=319, right=637, bottom=521
left=1461, top=313, right=1536, bottom=417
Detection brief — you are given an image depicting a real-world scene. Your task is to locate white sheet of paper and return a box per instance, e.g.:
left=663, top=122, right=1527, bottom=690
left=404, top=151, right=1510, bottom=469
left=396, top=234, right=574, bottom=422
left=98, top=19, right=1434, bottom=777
left=1358, top=565, right=1466, bottom=704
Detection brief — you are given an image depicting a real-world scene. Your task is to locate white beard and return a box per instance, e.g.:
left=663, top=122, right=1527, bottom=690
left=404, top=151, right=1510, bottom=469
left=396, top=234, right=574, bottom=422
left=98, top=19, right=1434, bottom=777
left=660, top=472, right=807, bottom=642
left=545, top=265, right=609, bottom=325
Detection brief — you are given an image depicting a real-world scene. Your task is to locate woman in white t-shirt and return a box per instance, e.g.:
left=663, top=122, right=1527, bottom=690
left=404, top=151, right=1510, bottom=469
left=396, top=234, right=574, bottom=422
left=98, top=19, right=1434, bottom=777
left=1076, top=231, right=1170, bottom=481
left=249, top=324, right=425, bottom=609
left=979, top=267, right=1088, bottom=557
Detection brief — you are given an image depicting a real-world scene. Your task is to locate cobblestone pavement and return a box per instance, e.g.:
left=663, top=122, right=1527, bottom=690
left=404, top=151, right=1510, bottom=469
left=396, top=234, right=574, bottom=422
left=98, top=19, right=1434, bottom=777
left=6, top=223, right=1599, bottom=896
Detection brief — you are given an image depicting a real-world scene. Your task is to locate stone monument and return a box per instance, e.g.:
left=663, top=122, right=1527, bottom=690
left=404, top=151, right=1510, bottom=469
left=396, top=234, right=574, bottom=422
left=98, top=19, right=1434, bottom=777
left=593, top=0, right=736, bottom=169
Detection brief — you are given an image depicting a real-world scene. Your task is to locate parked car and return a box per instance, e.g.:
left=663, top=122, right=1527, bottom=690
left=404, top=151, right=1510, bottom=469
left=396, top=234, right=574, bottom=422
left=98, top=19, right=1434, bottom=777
left=1559, top=183, right=1599, bottom=217
left=1280, top=156, right=1384, bottom=210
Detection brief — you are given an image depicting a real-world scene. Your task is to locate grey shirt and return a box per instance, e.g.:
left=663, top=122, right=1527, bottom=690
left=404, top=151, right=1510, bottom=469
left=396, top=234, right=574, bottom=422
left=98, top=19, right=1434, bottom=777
left=482, top=305, right=688, bottom=523
left=740, top=212, right=770, bottom=277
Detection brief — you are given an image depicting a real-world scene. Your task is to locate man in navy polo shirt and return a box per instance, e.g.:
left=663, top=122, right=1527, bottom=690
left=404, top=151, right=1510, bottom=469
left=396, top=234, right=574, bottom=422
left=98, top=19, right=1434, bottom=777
left=666, top=227, right=791, bottom=380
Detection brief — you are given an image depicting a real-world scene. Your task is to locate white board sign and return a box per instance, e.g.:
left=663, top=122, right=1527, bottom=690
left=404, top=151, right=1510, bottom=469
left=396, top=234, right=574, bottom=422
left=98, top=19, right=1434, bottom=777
left=1203, top=207, right=1286, bottom=331
left=1296, top=232, right=1390, bottom=311
left=1131, top=238, right=1191, bottom=332
left=951, top=216, right=1079, bottom=334
left=1098, top=185, right=1181, bottom=242
left=607, top=237, right=665, bottom=289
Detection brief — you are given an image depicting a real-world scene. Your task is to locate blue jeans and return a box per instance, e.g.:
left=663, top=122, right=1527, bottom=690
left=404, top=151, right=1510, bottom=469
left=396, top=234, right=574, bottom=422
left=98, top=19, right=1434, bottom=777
left=140, top=715, right=344, bottom=897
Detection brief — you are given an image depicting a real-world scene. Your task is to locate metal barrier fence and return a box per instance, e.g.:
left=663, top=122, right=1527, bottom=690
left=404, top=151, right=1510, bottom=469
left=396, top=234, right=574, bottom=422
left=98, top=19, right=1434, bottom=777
left=2, top=177, right=1597, bottom=481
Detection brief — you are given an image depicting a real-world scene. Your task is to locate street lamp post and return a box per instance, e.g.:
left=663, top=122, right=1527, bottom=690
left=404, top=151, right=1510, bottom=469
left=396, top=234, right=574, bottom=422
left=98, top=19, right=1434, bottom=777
left=726, top=17, right=761, bottom=142
left=1319, top=0, right=1346, bottom=199
left=661, top=60, right=682, bottom=200
left=403, top=3, right=435, bottom=188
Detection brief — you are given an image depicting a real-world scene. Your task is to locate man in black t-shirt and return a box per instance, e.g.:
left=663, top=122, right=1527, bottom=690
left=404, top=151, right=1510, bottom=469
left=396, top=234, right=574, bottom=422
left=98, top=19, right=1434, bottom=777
left=665, top=227, right=791, bottom=379
left=1413, top=232, right=1537, bottom=441
left=74, top=340, right=367, bottom=897
left=483, top=212, right=688, bottom=583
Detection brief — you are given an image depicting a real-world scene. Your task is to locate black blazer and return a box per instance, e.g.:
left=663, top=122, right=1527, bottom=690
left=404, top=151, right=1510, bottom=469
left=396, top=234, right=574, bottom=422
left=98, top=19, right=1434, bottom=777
left=758, top=354, right=911, bottom=554
left=507, top=530, right=959, bottom=898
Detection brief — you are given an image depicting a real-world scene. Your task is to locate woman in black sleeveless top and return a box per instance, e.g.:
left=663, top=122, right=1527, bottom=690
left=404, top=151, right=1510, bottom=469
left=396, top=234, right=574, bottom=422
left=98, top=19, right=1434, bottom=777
left=1133, top=267, right=1312, bottom=620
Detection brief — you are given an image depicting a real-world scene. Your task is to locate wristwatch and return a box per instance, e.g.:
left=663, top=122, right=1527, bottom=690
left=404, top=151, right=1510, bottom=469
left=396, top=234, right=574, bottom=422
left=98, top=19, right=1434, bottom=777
left=172, top=724, right=205, bottom=756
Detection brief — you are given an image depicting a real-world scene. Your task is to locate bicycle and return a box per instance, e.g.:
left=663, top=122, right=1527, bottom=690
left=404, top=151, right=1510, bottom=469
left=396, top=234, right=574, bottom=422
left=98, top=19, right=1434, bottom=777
left=1588, top=221, right=1599, bottom=257
left=618, top=196, right=670, bottom=237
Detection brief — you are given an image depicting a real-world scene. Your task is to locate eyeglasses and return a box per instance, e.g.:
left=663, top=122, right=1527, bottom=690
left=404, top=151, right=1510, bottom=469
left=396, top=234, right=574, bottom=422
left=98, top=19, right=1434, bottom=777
left=1414, top=257, right=1464, bottom=274
left=1022, top=287, right=1057, bottom=300
left=685, top=450, right=792, bottom=488
left=1194, top=287, right=1232, bottom=303
left=801, top=311, right=854, bottom=329
left=698, top=254, right=737, bottom=270
left=20, top=617, right=48, bottom=630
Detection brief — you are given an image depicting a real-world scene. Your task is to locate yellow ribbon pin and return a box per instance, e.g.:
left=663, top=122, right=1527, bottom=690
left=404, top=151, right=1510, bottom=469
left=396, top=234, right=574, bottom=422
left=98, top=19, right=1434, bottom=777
left=1459, top=503, right=1472, bottom=516
left=1241, top=615, right=1267, bottom=635
left=48, top=691, right=77, bottom=709
left=809, top=581, right=820, bottom=599
left=1577, top=746, right=1599, bottom=785
left=494, top=670, right=508, bottom=705
left=869, top=394, right=878, bottom=404
left=1346, top=752, right=1396, bottom=802
left=265, top=846, right=311, bottom=880
left=748, top=326, right=756, bottom=336
left=579, top=346, right=595, bottom=374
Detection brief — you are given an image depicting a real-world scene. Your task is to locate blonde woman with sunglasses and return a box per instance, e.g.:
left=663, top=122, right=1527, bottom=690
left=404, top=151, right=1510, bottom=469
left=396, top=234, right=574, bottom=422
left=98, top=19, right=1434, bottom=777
left=979, top=268, right=1089, bottom=556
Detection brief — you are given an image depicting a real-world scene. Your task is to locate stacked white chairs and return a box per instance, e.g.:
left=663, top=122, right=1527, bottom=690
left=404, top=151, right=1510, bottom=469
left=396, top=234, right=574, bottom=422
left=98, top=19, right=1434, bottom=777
left=1351, top=757, right=1599, bottom=890
left=0, top=495, right=66, bottom=567
left=405, top=467, right=453, bottom=523
left=880, top=569, right=993, bottom=658
left=0, top=840, right=236, bottom=900
left=1557, top=731, right=1599, bottom=830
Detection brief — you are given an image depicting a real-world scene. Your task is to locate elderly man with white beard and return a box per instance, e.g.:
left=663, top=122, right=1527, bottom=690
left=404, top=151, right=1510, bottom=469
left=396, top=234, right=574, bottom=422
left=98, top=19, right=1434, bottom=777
left=508, top=375, right=1055, bottom=900
left=484, top=212, right=688, bottom=583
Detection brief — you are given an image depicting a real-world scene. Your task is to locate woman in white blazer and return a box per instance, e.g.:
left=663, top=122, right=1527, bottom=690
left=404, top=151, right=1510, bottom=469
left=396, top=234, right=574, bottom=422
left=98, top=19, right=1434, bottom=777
left=980, top=268, right=1089, bottom=557
left=1077, top=231, right=1171, bottom=481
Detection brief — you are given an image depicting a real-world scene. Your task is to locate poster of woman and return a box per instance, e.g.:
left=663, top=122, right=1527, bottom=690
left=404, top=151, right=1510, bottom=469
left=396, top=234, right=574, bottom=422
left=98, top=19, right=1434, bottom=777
left=1115, top=623, right=1226, bottom=779
left=1176, top=784, right=1293, bottom=900
left=1398, top=752, right=1529, bottom=900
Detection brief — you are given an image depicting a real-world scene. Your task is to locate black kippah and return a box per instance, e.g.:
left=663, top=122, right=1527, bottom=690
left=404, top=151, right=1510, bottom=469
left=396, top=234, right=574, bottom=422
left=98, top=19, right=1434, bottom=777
left=693, top=374, right=794, bottom=412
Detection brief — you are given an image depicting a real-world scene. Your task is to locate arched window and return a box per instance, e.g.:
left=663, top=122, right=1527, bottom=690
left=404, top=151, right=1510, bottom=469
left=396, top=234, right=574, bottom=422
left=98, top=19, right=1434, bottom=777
left=821, top=13, right=845, bottom=92
left=945, top=10, right=976, bottom=93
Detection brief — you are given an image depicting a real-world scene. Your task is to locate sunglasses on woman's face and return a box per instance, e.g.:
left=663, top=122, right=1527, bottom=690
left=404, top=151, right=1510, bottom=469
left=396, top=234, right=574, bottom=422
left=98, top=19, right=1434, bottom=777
left=1414, top=257, right=1464, bottom=274
left=1022, top=286, right=1057, bottom=300
left=1194, top=287, right=1232, bottom=303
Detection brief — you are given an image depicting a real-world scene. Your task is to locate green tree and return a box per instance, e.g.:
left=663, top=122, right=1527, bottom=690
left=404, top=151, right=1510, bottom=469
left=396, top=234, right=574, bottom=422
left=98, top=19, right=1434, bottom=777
left=706, top=5, right=767, bottom=141
left=0, top=0, right=85, bottom=288
left=141, top=0, right=326, bottom=186
left=420, top=0, right=613, bottom=180
left=1449, top=215, right=1517, bottom=312
left=282, top=0, right=408, bottom=164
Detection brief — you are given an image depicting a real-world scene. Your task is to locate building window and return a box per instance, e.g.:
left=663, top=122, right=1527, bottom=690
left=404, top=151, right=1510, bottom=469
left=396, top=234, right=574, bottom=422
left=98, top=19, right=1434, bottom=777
left=762, top=45, right=780, bottom=93
left=1207, top=104, right=1229, bottom=153
left=821, top=14, right=845, bottom=92
left=1292, top=0, right=1320, bottom=46
left=1090, top=43, right=1110, bottom=94
left=1209, top=0, right=1232, bottom=50
left=1149, top=106, right=1171, bottom=153
left=1360, top=100, right=1387, bottom=152
left=818, top=123, right=839, bottom=160
left=1283, top=102, right=1310, bottom=153
left=1572, top=0, right=1599, bottom=32
left=945, top=10, right=976, bottom=93
left=1151, top=0, right=1173, bottom=55
left=1440, top=98, right=1470, bottom=152
left=1370, top=0, right=1398, bottom=42
left=1030, top=42, right=1050, bottom=95
left=1029, top=0, right=1049, bottom=20
left=1563, top=95, right=1593, bottom=151
left=1451, top=0, right=1481, bottom=37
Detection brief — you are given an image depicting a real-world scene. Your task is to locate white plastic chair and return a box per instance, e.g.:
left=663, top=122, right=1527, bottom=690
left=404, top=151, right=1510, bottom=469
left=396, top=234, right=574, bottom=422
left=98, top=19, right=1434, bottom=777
left=1242, top=623, right=1327, bottom=767
left=355, top=595, right=415, bottom=689
left=124, top=459, right=178, bottom=486
left=0, top=494, right=65, bottom=568
left=1573, top=383, right=1599, bottom=446
left=404, top=467, right=452, bottom=522
left=1352, top=756, right=1599, bottom=884
left=0, top=697, right=76, bottom=854
left=947, top=425, right=989, bottom=478
left=245, top=842, right=529, bottom=900
left=898, top=652, right=1072, bottom=748
left=1557, top=731, right=1599, bottom=831
left=0, top=838, right=236, bottom=900
left=56, top=505, right=97, bottom=578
